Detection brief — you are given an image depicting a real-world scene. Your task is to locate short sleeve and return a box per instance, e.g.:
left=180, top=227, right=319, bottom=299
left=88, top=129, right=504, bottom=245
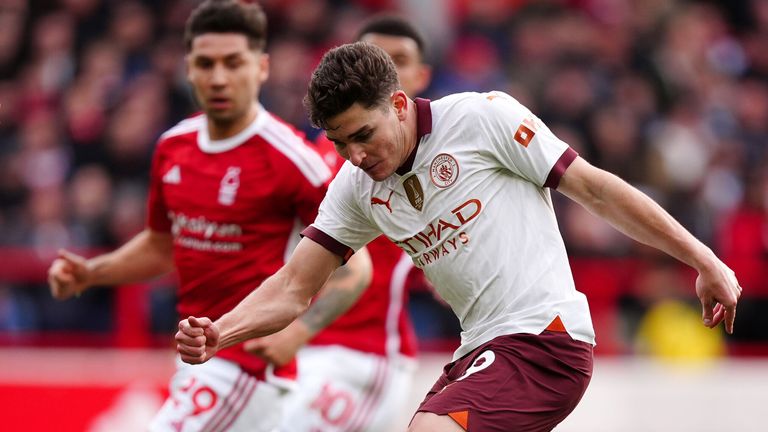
left=478, top=91, right=577, bottom=188
left=291, top=169, right=330, bottom=228
left=314, top=133, right=345, bottom=175
left=146, top=143, right=171, bottom=232
left=266, top=133, right=332, bottom=228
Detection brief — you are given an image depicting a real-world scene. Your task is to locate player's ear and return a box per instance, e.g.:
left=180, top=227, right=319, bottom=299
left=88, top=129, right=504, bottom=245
left=184, top=54, right=193, bottom=81
left=392, top=90, right=408, bottom=120
left=257, top=52, right=269, bottom=83
left=413, top=64, right=432, bottom=96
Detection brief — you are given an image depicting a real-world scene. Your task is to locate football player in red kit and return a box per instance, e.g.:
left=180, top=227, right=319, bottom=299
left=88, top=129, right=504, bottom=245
left=47, top=1, right=370, bottom=431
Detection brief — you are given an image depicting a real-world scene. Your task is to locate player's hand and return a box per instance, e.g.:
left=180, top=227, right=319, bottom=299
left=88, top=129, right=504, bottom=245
left=176, top=316, right=220, bottom=364
left=244, top=320, right=311, bottom=366
left=695, top=260, right=741, bottom=334
left=47, top=249, right=91, bottom=300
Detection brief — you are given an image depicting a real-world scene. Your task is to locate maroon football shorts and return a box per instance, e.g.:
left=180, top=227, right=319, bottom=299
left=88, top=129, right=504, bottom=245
left=415, top=328, right=593, bottom=431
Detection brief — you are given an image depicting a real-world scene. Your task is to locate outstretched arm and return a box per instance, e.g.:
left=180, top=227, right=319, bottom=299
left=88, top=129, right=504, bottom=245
left=176, top=237, right=357, bottom=364
left=47, top=229, right=174, bottom=299
left=245, top=246, right=372, bottom=366
left=557, top=156, right=741, bottom=333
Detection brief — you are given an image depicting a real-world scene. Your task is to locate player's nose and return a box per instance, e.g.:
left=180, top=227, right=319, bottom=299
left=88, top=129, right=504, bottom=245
left=348, top=144, right=366, bottom=167
left=211, top=63, right=228, bottom=86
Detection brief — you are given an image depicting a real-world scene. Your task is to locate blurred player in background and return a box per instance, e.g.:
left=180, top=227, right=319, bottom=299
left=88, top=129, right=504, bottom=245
left=244, top=15, right=433, bottom=431
left=46, top=1, right=371, bottom=431
left=175, top=42, right=742, bottom=431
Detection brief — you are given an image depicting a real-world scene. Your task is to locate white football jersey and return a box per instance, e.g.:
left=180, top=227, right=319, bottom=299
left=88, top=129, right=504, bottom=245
left=305, top=92, right=595, bottom=360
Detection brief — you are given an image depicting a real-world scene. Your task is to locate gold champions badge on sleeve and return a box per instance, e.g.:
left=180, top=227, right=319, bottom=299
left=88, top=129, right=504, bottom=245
left=403, top=174, right=424, bottom=211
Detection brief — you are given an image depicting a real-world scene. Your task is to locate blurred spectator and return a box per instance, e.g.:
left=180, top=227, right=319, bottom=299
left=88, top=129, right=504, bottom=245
left=430, top=34, right=507, bottom=95
left=716, top=165, right=768, bottom=345
left=260, top=36, right=316, bottom=130
left=103, top=73, right=168, bottom=182
left=734, top=78, right=768, bottom=169
left=109, top=1, right=155, bottom=82
left=15, top=109, right=70, bottom=192
left=0, top=0, right=28, bottom=79
left=67, top=164, right=114, bottom=247
left=107, top=183, right=148, bottom=245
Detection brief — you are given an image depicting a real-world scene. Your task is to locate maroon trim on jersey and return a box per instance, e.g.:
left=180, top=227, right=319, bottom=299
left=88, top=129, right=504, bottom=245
left=301, top=225, right=354, bottom=263
left=544, top=147, right=578, bottom=189
left=415, top=98, right=433, bottom=140
left=396, top=98, right=433, bottom=176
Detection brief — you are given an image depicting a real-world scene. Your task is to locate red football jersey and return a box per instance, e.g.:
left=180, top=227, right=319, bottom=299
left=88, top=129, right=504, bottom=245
left=148, top=110, right=331, bottom=376
left=311, top=134, right=418, bottom=358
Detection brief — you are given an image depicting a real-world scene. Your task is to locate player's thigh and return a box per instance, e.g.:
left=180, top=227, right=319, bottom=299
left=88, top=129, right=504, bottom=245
left=280, top=346, right=405, bottom=432
left=409, top=412, right=465, bottom=432
left=362, top=356, right=416, bottom=432
left=149, top=356, right=285, bottom=432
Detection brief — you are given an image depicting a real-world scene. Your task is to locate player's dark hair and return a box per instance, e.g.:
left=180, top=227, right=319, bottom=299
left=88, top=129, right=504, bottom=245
left=356, top=15, right=426, bottom=59
left=184, top=0, right=267, bottom=52
left=304, top=42, right=399, bottom=130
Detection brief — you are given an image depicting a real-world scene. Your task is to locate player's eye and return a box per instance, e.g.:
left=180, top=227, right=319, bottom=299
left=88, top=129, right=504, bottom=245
left=333, top=143, right=349, bottom=159
left=225, top=58, right=243, bottom=69
left=196, top=59, right=213, bottom=69
left=392, top=56, right=408, bottom=67
left=356, top=132, right=372, bottom=143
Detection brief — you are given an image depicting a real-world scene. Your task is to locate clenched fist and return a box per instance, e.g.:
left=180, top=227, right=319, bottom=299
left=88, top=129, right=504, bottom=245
left=176, top=316, right=221, bottom=364
left=48, top=249, right=91, bottom=300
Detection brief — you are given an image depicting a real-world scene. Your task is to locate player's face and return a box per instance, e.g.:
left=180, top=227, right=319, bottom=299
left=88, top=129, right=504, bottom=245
left=325, top=91, right=411, bottom=182
left=186, top=33, right=269, bottom=126
left=361, top=33, right=430, bottom=97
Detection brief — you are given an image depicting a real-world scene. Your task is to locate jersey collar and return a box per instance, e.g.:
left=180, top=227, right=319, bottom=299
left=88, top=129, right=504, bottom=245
left=395, top=97, right=432, bottom=176
left=198, top=104, right=268, bottom=154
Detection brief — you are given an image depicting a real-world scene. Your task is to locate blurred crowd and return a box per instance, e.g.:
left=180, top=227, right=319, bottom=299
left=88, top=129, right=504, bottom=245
left=1, top=0, right=767, bottom=354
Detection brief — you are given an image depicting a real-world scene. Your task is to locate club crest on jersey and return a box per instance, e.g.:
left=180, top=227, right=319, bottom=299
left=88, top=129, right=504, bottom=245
left=218, top=167, right=241, bottom=206
left=403, top=175, right=425, bottom=211
left=429, top=153, right=459, bottom=188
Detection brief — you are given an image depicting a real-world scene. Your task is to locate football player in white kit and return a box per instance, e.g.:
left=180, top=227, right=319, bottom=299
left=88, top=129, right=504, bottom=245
left=176, top=42, right=742, bottom=431
left=244, top=16, right=433, bottom=432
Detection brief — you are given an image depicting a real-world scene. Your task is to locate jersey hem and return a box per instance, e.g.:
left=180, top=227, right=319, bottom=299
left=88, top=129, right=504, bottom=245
left=452, top=325, right=595, bottom=361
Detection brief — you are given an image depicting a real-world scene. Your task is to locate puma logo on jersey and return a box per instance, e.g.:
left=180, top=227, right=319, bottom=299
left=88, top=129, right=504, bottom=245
left=371, top=190, right=394, bottom=213
left=163, top=165, right=181, bottom=184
